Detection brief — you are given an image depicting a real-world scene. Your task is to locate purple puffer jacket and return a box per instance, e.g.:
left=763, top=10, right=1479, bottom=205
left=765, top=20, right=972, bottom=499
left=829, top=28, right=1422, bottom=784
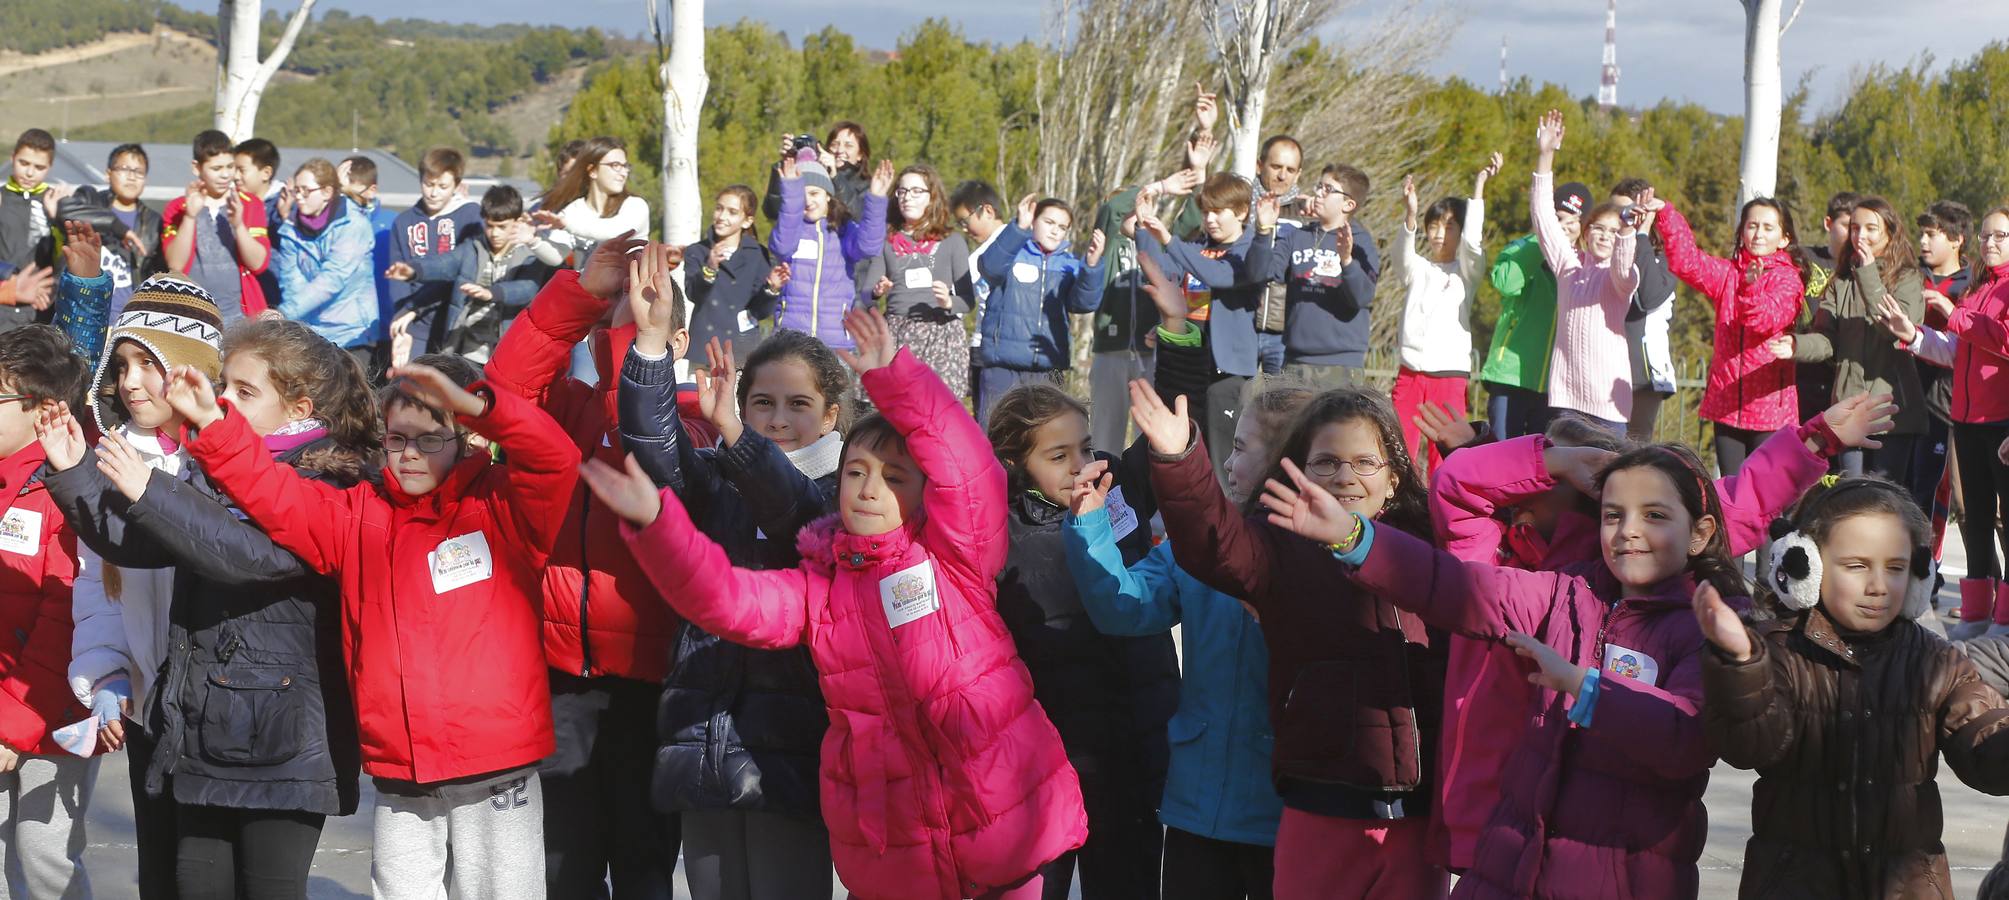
left=1349, top=526, right=1728, bottom=899
left=768, top=176, right=887, bottom=349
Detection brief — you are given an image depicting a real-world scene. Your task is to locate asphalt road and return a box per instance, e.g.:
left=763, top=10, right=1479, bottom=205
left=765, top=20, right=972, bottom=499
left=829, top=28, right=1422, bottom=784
left=79, top=530, right=2007, bottom=898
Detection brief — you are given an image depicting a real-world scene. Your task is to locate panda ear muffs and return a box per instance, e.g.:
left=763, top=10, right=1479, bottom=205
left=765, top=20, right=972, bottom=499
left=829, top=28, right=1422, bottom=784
left=1768, top=530, right=1822, bottom=611
left=1904, top=544, right=1937, bottom=621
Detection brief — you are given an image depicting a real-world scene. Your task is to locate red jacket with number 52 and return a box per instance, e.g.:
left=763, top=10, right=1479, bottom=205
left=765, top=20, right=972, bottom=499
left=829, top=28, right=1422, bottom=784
left=186, top=386, right=577, bottom=784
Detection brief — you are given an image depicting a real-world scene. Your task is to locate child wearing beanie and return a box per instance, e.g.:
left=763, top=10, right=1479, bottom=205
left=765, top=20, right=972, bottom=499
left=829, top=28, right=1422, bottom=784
left=57, top=271, right=223, bottom=894
left=768, top=147, right=893, bottom=350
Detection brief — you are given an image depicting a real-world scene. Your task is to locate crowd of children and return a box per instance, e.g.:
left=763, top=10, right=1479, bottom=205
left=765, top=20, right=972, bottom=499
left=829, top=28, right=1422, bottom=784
left=0, top=84, right=2004, bottom=900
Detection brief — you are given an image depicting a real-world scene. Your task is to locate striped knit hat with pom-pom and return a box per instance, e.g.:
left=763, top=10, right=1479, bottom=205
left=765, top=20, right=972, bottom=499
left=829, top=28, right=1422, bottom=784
left=89, top=273, right=223, bottom=433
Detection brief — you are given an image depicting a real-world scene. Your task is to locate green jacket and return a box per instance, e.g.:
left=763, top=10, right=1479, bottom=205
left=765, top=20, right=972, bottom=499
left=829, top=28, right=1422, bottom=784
left=1478, top=234, right=1559, bottom=389
left=1091, top=187, right=1203, bottom=354
left=1790, top=259, right=1928, bottom=435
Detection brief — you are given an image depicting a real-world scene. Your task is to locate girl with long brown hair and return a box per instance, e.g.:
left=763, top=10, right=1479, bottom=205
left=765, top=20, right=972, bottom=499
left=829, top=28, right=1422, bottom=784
left=864, top=164, right=975, bottom=397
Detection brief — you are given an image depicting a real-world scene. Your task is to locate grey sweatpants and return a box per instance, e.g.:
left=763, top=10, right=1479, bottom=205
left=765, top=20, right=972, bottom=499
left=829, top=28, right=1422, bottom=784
left=371, top=767, right=545, bottom=900
left=680, top=809, right=832, bottom=900
left=1089, top=350, right=1153, bottom=456
left=0, top=752, right=96, bottom=900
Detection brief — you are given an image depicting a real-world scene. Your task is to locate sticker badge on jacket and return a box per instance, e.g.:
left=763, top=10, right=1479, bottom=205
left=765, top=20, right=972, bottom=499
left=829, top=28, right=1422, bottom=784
left=1012, top=262, right=1041, bottom=284
left=793, top=238, right=821, bottom=261
left=1105, top=486, right=1140, bottom=542
left=0, top=508, right=40, bottom=556
left=902, top=265, right=934, bottom=291
left=428, top=531, right=494, bottom=594
left=879, top=560, right=940, bottom=629
left=1602, top=643, right=1660, bottom=685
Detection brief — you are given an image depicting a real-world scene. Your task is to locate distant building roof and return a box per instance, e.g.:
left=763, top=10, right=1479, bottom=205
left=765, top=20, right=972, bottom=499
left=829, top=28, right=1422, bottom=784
left=4, top=140, right=542, bottom=212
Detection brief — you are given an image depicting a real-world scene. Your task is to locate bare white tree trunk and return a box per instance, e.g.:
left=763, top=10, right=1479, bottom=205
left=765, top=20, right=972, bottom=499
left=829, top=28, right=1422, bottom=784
left=1208, top=0, right=1332, bottom=178
left=652, top=0, right=706, bottom=245
left=1737, top=0, right=1805, bottom=206
left=213, top=0, right=317, bottom=140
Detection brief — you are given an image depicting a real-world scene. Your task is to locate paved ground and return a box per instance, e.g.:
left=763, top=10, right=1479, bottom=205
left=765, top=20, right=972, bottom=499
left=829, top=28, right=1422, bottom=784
left=80, top=530, right=2007, bottom=898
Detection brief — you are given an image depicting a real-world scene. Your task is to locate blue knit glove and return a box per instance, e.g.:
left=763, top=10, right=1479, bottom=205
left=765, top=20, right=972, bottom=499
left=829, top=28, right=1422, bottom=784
left=90, top=676, right=131, bottom=723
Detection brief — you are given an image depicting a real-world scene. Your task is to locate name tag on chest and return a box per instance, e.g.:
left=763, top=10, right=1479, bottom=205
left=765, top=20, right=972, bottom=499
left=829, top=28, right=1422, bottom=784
left=879, top=560, right=941, bottom=628
left=428, top=531, right=495, bottom=594
left=793, top=238, right=821, bottom=260
left=0, top=508, right=41, bottom=556
left=1602, top=642, right=1660, bottom=685
left=903, top=266, right=934, bottom=290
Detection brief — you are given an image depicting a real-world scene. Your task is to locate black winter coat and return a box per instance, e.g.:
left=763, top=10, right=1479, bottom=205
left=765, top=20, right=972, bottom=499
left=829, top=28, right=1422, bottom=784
left=997, top=442, right=1178, bottom=803
left=47, top=438, right=363, bottom=816
left=683, top=237, right=776, bottom=362
left=55, top=187, right=166, bottom=281
left=619, top=347, right=830, bottom=816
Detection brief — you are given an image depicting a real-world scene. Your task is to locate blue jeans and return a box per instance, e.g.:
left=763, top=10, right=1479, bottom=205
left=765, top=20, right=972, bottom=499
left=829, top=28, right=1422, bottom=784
left=975, top=367, right=1063, bottom=426
left=1256, top=333, right=1285, bottom=376
left=1485, top=383, right=1548, bottom=439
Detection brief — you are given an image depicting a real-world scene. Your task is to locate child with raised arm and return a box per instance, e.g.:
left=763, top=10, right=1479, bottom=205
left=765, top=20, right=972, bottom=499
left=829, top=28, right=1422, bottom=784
left=617, top=246, right=842, bottom=900
left=975, top=195, right=1108, bottom=422
left=768, top=152, right=892, bottom=351
left=1243, top=165, right=1382, bottom=391
left=161, top=353, right=578, bottom=900
left=1701, top=479, right=2009, bottom=898
left=1389, top=154, right=1499, bottom=469
left=581, top=308, right=1085, bottom=900
left=1251, top=396, right=1895, bottom=899
left=1526, top=110, right=1641, bottom=431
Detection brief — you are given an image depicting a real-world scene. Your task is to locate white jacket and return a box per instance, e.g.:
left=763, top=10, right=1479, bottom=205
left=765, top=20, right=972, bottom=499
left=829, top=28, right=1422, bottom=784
left=1396, top=198, right=1486, bottom=374
left=67, top=429, right=184, bottom=715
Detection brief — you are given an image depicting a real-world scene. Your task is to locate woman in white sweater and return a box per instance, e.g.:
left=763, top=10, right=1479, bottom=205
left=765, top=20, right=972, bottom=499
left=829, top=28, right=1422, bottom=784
left=1529, top=109, right=1640, bottom=431
left=534, top=135, right=653, bottom=262
left=1392, top=153, right=1499, bottom=471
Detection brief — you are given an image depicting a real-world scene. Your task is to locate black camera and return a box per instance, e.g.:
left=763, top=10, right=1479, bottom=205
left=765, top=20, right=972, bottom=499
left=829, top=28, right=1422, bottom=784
left=1620, top=205, right=1641, bottom=227
left=788, top=133, right=820, bottom=156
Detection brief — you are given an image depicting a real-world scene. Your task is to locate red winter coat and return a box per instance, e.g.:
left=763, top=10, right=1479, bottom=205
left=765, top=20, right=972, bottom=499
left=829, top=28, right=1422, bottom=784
left=1351, top=523, right=1726, bottom=899
left=0, top=446, right=82, bottom=757
left=1947, top=264, right=2009, bottom=424
left=487, top=270, right=714, bottom=683
left=1657, top=205, right=1804, bottom=431
left=186, top=386, right=576, bottom=784
left=621, top=349, right=1085, bottom=900
left=1425, top=428, right=1827, bottom=871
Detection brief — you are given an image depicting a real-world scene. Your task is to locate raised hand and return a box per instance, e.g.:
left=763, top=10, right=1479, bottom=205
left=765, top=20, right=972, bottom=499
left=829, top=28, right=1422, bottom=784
left=1692, top=581, right=1753, bottom=662
left=388, top=364, right=485, bottom=419
left=765, top=262, right=791, bottom=293
left=225, top=191, right=245, bottom=230
left=1635, top=186, right=1666, bottom=215
left=581, top=229, right=644, bottom=301
left=1411, top=401, right=1476, bottom=451
left=578, top=455, right=664, bottom=527
left=778, top=155, right=799, bottom=180
left=1260, top=458, right=1357, bottom=547
left=1185, top=131, right=1218, bottom=173
left=34, top=402, right=88, bottom=472
left=275, top=184, right=296, bottom=224
left=1084, top=229, right=1107, bottom=267
left=628, top=242, right=682, bottom=357
left=836, top=307, right=897, bottom=373
left=1255, top=194, right=1281, bottom=232
left=1402, top=175, right=1420, bottom=231
left=164, top=366, right=223, bottom=429
left=530, top=208, right=566, bottom=231
left=1764, top=334, right=1795, bottom=360
left=60, top=221, right=102, bottom=280
left=97, top=430, right=154, bottom=502
left=696, top=338, right=743, bottom=447
left=1160, top=167, right=1203, bottom=198
left=1878, top=293, right=1919, bottom=345
left=1016, top=193, right=1038, bottom=230
left=7, top=264, right=51, bottom=311
left=1193, top=81, right=1219, bottom=132
left=1822, top=391, right=1898, bottom=450
left=1534, top=108, right=1566, bottom=158
left=1504, top=631, right=1588, bottom=695
left=183, top=181, right=205, bottom=215
left=1070, top=458, right=1113, bottom=517
left=1543, top=443, right=1618, bottom=496
left=1127, top=379, right=1190, bottom=456
left=868, top=159, right=897, bottom=197
left=384, top=261, right=416, bottom=282
left=1475, top=151, right=1504, bottom=194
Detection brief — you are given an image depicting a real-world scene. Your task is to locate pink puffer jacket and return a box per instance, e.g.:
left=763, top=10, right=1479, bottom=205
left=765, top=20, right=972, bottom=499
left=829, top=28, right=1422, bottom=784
left=1426, top=427, right=1827, bottom=872
left=621, top=349, right=1085, bottom=900
left=1656, top=205, right=1805, bottom=431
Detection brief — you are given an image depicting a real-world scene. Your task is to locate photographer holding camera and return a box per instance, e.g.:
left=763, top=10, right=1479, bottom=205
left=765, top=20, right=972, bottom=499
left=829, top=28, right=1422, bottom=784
left=761, top=123, right=872, bottom=224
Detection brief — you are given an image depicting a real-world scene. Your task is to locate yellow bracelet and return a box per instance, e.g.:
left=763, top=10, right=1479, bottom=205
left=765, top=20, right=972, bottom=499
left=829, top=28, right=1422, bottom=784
left=1325, top=514, right=1363, bottom=555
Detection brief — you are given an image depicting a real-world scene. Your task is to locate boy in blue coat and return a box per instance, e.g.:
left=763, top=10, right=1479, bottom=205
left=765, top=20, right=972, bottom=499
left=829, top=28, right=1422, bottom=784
left=974, top=195, right=1107, bottom=423
left=386, top=148, right=483, bottom=360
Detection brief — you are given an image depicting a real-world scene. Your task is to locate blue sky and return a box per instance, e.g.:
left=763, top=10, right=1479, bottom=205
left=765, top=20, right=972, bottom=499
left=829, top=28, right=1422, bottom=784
left=258, top=0, right=2007, bottom=116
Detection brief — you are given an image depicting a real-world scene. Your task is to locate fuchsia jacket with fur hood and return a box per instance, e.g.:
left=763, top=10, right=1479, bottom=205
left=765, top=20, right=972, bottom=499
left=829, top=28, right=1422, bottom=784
left=1425, top=428, right=1828, bottom=873
left=620, top=349, right=1085, bottom=900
